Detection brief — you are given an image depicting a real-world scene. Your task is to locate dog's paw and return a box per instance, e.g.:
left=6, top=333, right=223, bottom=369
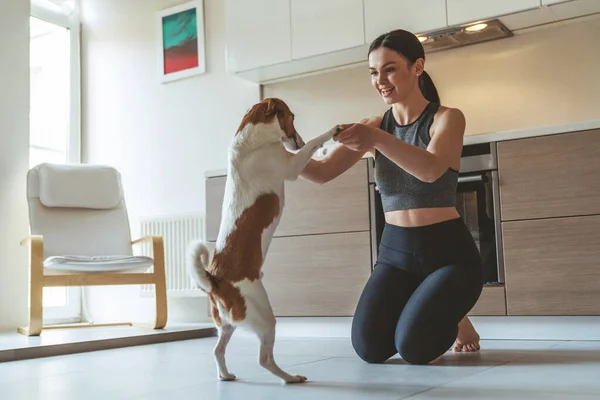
left=219, top=372, right=237, bottom=381
left=284, top=374, right=307, bottom=384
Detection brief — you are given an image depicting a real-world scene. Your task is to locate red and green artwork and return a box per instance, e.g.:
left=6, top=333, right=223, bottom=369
left=162, top=8, right=199, bottom=75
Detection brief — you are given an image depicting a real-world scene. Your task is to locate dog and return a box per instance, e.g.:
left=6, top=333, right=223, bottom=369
left=187, top=98, right=340, bottom=384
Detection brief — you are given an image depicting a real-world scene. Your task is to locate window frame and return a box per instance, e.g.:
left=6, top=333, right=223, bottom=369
left=30, top=0, right=82, bottom=324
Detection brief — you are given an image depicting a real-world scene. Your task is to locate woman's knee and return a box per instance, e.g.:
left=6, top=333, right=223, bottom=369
left=351, top=322, right=394, bottom=364
left=395, top=331, right=440, bottom=365
left=351, top=336, right=392, bottom=364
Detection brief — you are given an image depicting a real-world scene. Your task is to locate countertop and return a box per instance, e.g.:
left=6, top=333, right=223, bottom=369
left=205, top=118, right=600, bottom=178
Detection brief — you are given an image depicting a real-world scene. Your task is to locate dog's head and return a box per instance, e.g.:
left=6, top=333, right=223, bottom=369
left=236, top=98, right=305, bottom=151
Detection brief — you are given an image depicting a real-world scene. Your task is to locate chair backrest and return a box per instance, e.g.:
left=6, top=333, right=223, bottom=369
left=26, top=163, right=133, bottom=258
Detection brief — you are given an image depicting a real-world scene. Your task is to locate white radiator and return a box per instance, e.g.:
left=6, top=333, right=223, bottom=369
left=138, top=213, right=205, bottom=297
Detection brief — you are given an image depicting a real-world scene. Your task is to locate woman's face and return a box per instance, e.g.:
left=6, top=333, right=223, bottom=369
left=368, top=47, right=422, bottom=105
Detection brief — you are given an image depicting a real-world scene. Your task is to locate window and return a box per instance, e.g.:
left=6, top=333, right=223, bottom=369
left=30, top=17, right=70, bottom=168
left=30, top=1, right=81, bottom=324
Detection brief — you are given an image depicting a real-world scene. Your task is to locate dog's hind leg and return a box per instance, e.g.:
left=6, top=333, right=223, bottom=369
left=258, top=327, right=307, bottom=384
left=214, top=323, right=237, bottom=381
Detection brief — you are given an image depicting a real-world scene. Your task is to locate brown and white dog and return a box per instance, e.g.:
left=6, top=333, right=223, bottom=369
left=187, top=98, right=339, bottom=384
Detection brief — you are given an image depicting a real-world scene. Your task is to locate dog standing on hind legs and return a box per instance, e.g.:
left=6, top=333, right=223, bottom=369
left=187, top=98, right=340, bottom=384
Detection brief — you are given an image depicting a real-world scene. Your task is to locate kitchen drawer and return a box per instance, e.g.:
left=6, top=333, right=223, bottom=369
left=468, top=284, right=507, bottom=316
left=205, top=159, right=370, bottom=241
left=261, top=231, right=372, bottom=316
left=502, top=215, right=600, bottom=315
left=497, top=129, right=600, bottom=221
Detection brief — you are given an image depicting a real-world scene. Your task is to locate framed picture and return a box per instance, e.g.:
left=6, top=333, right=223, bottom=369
left=157, top=0, right=206, bottom=83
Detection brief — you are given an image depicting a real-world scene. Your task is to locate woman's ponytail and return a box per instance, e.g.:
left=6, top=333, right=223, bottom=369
left=419, top=71, right=440, bottom=105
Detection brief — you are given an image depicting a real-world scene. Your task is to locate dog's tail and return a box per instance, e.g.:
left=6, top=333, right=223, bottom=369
left=187, top=239, right=214, bottom=293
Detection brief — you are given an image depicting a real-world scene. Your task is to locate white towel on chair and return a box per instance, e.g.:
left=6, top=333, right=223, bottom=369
left=44, top=255, right=154, bottom=272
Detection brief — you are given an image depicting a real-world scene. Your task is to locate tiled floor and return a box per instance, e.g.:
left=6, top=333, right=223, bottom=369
left=1, top=333, right=599, bottom=399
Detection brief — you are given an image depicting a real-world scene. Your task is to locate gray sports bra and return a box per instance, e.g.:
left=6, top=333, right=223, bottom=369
left=374, top=103, right=458, bottom=213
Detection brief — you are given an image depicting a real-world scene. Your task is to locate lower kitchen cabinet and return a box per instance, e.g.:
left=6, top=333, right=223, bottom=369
left=502, top=214, right=600, bottom=315
left=261, top=231, right=372, bottom=316
left=469, top=285, right=507, bottom=316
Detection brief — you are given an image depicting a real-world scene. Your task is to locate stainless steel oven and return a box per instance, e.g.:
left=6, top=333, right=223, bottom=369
left=367, top=141, right=504, bottom=285
left=455, top=142, right=504, bottom=284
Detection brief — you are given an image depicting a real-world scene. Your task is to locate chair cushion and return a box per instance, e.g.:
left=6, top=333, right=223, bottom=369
left=35, top=163, right=124, bottom=209
left=43, top=255, right=154, bottom=273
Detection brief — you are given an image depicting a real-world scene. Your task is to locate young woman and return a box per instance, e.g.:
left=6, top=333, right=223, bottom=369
left=300, top=29, right=484, bottom=365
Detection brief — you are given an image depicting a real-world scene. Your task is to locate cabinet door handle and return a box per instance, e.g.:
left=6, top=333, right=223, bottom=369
left=458, top=173, right=488, bottom=183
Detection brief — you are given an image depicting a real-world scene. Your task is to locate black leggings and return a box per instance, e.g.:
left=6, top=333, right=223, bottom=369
left=351, top=217, right=484, bottom=365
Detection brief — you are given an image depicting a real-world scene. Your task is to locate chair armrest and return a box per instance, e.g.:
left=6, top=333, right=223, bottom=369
left=131, top=235, right=165, bottom=262
left=132, top=235, right=157, bottom=245
left=20, top=235, right=43, bottom=247
left=20, top=235, right=44, bottom=275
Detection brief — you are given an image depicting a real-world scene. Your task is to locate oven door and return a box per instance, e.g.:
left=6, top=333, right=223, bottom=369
left=456, top=171, right=500, bottom=284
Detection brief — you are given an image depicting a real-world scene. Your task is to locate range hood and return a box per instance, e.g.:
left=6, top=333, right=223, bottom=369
left=419, top=19, right=513, bottom=54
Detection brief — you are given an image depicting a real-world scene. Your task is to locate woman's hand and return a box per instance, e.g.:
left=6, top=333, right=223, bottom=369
left=334, top=123, right=382, bottom=153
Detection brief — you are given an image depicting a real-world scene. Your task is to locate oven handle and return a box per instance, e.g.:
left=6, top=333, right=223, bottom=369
left=457, top=173, right=488, bottom=183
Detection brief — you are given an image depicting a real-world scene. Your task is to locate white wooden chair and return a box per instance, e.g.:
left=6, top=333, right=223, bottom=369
left=20, top=163, right=167, bottom=336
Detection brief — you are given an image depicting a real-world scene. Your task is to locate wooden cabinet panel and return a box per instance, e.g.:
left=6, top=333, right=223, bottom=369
left=468, top=285, right=506, bottom=316
left=225, top=0, right=292, bottom=72
left=364, top=0, right=448, bottom=43
left=502, top=215, right=600, bottom=315
left=497, top=129, right=600, bottom=221
left=205, top=159, right=370, bottom=241
left=205, top=176, right=226, bottom=242
left=276, top=159, right=369, bottom=236
left=290, top=0, right=365, bottom=59
left=447, top=0, right=541, bottom=26
left=261, top=231, right=372, bottom=316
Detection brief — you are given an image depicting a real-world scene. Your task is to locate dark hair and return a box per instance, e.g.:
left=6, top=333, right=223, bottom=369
left=369, top=29, right=440, bottom=105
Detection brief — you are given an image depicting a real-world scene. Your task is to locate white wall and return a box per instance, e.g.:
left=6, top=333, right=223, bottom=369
left=0, top=0, right=30, bottom=332
left=264, top=17, right=600, bottom=140
left=80, top=0, right=259, bottom=323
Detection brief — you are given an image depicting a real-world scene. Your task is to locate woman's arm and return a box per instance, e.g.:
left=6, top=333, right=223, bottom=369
left=300, top=146, right=365, bottom=184
left=299, top=116, right=383, bottom=184
left=335, top=108, right=465, bottom=183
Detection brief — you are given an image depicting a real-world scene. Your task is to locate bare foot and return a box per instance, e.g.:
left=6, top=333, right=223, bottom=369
left=453, top=316, right=480, bottom=352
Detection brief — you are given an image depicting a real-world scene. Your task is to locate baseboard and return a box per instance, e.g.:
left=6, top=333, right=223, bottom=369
left=471, top=316, right=600, bottom=341
left=269, top=316, right=600, bottom=341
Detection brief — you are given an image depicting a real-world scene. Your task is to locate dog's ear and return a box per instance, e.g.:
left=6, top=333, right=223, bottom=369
left=263, top=98, right=280, bottom=117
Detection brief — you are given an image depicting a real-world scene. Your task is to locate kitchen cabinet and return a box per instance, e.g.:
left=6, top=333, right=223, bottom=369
left=262, top=232, right=372, bottom=316
left=275, top=160, right=369, bottom=236
left=364, top=0, right=448, bottom=43
left=290, top=0, right=365, bottom=59
left=205, top=160, right=370, bottom=240
left=497, top=129, right=600, bottom=221
left=502, top=215, right=600, bottom=315
left=205, top=175, right=226, bottom=242
left=446, top=0, right=541, bottom=26
left=225, top=0, right=292, bottom=72
left=469, top=285, right=507, bottom=316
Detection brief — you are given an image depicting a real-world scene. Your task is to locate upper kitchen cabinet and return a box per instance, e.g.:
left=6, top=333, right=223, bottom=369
left=290, top=0, right=365, bottom=59
left=446, top=0, right=541, bottom=26
left=364, top=0, right=448, bottom=43
left=225, top=0, right=292, bottom=72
